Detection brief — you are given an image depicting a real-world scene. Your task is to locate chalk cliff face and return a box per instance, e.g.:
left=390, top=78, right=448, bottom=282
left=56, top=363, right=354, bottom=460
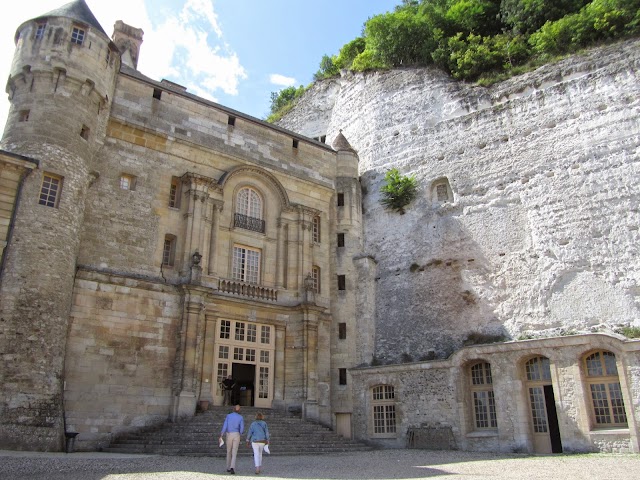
left=278, top=39, right=640, bottom=361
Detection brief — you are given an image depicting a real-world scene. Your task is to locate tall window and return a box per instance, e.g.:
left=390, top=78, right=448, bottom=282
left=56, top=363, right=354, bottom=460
left=162, top=234, right=176, bottom=267
left=169, top=176, right=181, bottom=208
left=35, top=23, right=46, bottom=40
left=339, top=368, right=347, bottom=385
left=470, top=362, right=497, bottom=429
left=372, top=385, right=396, bottom=436
left=337, top=275, right=346, bottom=291
left=71, top=27, right=85, bottom=45
left=232, top=245, right=260, bottom=284
left=235, top=187, right=264, bottom=233
left=312, top=215, right=321, bottom=243
left=312, top=266, right=321, bottom=293
left=525, top=356, right=552, bottom=434
left=337, top=233, right=345, bottom=248
left=584, top=350, right=627, bottom=427
left=39, top=173, right=63, bottom=208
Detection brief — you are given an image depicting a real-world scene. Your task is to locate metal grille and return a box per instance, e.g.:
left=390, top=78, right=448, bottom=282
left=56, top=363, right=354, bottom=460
left=234, top=213, right=265, bottom=233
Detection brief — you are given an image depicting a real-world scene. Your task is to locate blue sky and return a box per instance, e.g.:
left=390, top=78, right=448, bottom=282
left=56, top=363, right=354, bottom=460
left=0, top=0, right=399, bottom=133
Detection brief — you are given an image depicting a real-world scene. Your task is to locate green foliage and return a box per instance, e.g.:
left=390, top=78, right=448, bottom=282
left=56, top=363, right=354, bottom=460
left=529, top=0, right=640, bottom=55
left=335, top=37, right=367, bottom=70
left=379, top=168, right=419, bottom=214
left=266, top=85, right=308, bottom=123
left=620, top=326, right=640, bottom=339
left=302, top=0, right=640, bottom=92
left=364, top=10, right=438, bottom=67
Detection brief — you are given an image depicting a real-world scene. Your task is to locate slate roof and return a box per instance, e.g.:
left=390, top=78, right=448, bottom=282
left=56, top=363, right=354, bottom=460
left=35, top=0, right=107, bottom=36
left=332, top=130, right=358, bottom=155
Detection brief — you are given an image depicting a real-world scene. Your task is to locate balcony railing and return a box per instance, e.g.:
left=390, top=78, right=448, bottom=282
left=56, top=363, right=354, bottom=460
left=218, top=278, right=278, bottom=302
left=234, top=213, right=265, bottom=233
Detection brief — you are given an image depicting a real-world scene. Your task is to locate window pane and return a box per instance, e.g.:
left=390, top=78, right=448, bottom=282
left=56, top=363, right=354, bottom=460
left=529, top=386, right=548, bottom=433
left=218, top=346, right=229, bottom=359
left=608, top=382, right=628, bottom=424
left=247, top=324, right=257, bottom=342
left=586, top=352, right=604, bottom=377
left=39, top=175, right=61, bottom=207
left=603, top=351, right=618, bottom=376
left=233, top=347, right=243, bottom=360
left=219, top=320, right=230, bottom=339
left=259, top=367, right=269, bottom=398
left=260, top=325, right=270, bottom=344
left=260, top=350, right=269, bottom=363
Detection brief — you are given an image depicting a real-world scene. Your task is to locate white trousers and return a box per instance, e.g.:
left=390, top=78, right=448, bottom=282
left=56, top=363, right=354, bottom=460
left=251, top=442, right=266, bottom=467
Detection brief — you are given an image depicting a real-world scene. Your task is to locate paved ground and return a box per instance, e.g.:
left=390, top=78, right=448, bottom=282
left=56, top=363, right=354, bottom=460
left=1, top=449, right=639, bottom=479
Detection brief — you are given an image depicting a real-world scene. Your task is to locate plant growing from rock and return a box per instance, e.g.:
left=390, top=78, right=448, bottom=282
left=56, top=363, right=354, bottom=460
left=379, top=168, right=418, bottom=214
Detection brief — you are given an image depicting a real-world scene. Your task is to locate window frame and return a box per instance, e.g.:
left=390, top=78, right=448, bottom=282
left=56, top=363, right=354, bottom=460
left=70, top=26, right=85, bottom=45
left=169, top=176, right=182, bottom=209
left=312, top=215, right=321, bottom=243
left=162, top=234, right=177, bottom=267
left=312, top=265, right=321, bottom=294
left=583, top=350, right=628, bottom=428
left=120, top=174, right=136, bottom=191
left=39, top=173, right=63, bottom=208
left=235, top=186, right=265, bottom=233
left=35, top=23, right=46, bottom=40
left=371, top=385, right=397, bottom=438
left=231, top=244, right=261, bottom=284
left=469, top=361, right=498, bottom=430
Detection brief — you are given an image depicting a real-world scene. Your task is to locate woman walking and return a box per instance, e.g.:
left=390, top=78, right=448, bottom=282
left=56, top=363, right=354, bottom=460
left=246, top=412, right=270, bottom=475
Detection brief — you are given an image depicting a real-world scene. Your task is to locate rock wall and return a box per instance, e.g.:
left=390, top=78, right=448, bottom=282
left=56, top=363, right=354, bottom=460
left=278, top=39, right=640, bottom=362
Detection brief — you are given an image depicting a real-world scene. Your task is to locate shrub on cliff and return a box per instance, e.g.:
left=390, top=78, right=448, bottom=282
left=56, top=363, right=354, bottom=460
left=379, top=168, right=419, bottom=214
left=266, top=85, right=308, bottom=123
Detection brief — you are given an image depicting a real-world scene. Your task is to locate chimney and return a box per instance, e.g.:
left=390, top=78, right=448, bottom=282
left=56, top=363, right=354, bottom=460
left=112, top=20, right=144, bottom=69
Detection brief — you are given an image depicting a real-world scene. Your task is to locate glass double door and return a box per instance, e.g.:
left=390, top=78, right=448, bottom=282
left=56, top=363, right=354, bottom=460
left=213, top=319, right=274, bottom=409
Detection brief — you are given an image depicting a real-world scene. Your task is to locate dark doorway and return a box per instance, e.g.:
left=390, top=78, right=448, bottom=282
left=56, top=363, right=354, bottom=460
left=544, top=385, right=563, bottom=453
left=232, top=363, right=255, bottom=407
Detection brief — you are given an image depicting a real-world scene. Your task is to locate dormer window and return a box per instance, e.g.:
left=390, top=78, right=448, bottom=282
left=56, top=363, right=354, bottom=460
left=71, top=27, right=85, bottom=45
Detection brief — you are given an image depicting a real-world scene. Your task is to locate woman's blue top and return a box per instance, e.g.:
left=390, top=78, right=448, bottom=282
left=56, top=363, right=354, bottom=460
left=246, top=420, right=270, bottom=442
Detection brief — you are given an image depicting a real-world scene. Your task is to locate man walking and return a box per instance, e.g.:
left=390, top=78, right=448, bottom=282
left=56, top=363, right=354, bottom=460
left=219, top=404, right=244, bottom=474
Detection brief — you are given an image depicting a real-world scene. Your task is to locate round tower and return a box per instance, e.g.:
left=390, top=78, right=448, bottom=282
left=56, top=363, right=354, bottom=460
left=0, top=0, right=119, bottom=451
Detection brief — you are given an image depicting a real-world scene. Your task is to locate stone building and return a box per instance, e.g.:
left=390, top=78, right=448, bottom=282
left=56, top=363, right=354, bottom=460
left=0, top=0, right=639, bottom=455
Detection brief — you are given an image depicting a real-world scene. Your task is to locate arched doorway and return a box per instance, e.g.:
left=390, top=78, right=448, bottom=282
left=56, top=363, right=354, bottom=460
left=524, top=356, right=562, bottom=453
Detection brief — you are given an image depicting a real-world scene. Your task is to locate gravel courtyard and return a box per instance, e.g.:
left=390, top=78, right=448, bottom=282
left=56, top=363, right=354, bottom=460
left=1, top=449, right=639, bottom=480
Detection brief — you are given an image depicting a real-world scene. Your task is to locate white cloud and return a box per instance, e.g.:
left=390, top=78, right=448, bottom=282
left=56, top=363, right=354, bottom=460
left=269, top=74, right=297, bottom=87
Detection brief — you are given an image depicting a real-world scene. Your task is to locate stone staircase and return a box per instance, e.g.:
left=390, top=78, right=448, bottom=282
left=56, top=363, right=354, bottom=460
left=104, top=406, right=373, bottom=456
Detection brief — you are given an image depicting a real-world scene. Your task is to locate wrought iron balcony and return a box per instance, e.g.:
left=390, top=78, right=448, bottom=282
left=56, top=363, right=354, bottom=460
left=234, top=213, right=265, bottom=233
left=218, top=278, right=277, bottom=302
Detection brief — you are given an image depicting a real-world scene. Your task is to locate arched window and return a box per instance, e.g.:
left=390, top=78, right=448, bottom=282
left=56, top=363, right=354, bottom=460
left=470, top=362, right=497, bottom=429
left=371, top=385, right=396, bottom=436
left=584, top=350, right=627, bottom=427
left=235, top=187, right=264, bottom=233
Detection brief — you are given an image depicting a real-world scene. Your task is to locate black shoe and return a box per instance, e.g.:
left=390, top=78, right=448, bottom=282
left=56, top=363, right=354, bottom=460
left=230, top=468, right=235, bottom=475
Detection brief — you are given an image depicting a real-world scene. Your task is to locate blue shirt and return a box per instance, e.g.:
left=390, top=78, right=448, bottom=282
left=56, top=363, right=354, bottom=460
left=246, top=420, right=269, bottom=442
left=221, top=412, right=244, bottom=435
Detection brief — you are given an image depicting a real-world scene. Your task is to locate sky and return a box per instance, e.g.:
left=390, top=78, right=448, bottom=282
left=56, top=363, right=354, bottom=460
left=0, top=0, right=399, bottom=134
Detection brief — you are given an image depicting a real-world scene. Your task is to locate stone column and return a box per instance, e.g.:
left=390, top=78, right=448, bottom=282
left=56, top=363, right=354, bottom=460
left=172, top=286, right=207, bottom=420
left=275, top=220, right=283, bottom=288
left=273, top=324, right=286, bottom=406
left=207, top=202, right=222, bottom=276
left=198, top=312, right=217, bottom=403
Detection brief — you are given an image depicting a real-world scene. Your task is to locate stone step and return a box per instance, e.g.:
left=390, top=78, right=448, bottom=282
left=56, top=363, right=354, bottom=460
left=107, top=407, right=372, bottom=456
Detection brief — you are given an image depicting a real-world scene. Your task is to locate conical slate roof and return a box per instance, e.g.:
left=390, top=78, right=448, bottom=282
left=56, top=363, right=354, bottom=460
left=34, top=0, right=107, bottom=36
left=332, top=130, right=357, bottom=154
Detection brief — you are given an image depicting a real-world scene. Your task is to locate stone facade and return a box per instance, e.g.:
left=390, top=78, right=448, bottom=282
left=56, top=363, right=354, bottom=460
left=0, top=1, right=362, bottom=451
left=278, top=38, right=640, bottom=453
left=1, top=0, right=639, bottom=455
